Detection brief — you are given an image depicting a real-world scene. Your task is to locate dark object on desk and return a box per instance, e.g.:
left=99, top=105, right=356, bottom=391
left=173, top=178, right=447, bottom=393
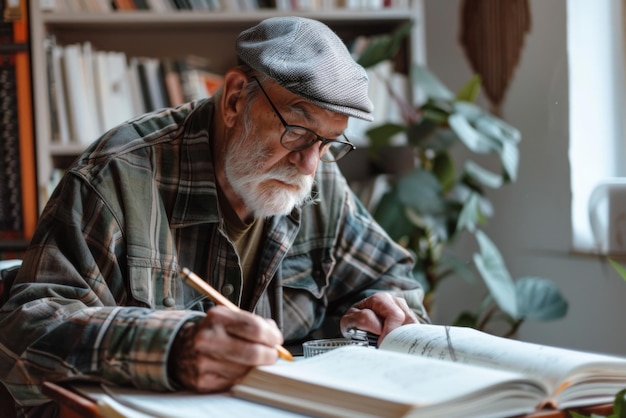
left=0, top=260, right=20, bottom=305
left=345, top=328, right=379, bottom=346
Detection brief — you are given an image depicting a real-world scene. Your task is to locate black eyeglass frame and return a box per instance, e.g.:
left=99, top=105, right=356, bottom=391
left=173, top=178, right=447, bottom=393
left=252, top=77, right=356, bottom=163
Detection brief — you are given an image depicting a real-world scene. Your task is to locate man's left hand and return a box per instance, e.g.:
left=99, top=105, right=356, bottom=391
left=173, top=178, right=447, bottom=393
left=339, top=292, right=420, bottom=344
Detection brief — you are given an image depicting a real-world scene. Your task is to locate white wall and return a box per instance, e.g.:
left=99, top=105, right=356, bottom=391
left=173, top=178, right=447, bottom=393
left=424, top=0, right=626, bottom=355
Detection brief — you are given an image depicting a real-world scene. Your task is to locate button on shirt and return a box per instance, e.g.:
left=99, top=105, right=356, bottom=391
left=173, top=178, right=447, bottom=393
left=0, top=98, right=428, bottom=417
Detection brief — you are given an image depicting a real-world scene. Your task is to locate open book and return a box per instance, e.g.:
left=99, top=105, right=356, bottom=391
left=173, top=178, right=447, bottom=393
left=231, top=324, right=626, bottom=418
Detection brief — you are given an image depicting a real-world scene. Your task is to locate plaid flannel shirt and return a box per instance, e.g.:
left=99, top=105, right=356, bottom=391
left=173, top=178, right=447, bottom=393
left=0, top=98, right=427, bottom=417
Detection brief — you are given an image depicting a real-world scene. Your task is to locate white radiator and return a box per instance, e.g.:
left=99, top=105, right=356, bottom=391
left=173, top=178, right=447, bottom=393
left=588, top=178, right=626, bottom=254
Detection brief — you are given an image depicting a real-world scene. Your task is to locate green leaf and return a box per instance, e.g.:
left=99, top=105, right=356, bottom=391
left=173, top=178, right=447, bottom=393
left=366, top=123, right=407, bottom=156
left=608, top=258, right=626, bottom=282
left=407, top=123, right=457, bottom=152
left=456, top=192, right=481, bottom=233
left=613, top=388, right=626, bottom=417
left=452, top=311, right=478, bottom=328
left=515, top=277, right=568, bottom=321
left=500, top=139, right=519, bottom=182
left=474, top=113, right=522, bottom=144
left=373, top=188, right=415, bottom=242
left=356, top=21, right=413, bottom=68
left=567, top=412, right=590, bottom=418
left=412, top=265, right=430, bottom=293
left=448, top=113, right=500, bottom=154
left=464, top=160, right=504, bottom=189
left=440, top=254, right=477, bottom=284
left=433, top=152, right=455, bottom=191
left=453, top=104, right=521, bottom=179
left=421, top=102, right=451, bottom=123
left=406, top=119, right=439, bottom=148
left=411, top=64, right=455, bottom=101
left=396, top=169, right=446, bottom=214
left=454, top=182, right=494, bottom=220
left=453, top=101, right=484, bottom=120
left=473, top=230, right=518, bottom=318
left=456, top=75, right=482, bottom=102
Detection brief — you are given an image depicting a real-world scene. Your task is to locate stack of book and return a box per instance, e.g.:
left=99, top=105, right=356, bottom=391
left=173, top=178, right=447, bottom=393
left=45, top=0, right=273, bottom=13
left=43, top=0, right=406, bottom=13
left=45, top=38, right=224, bottom=146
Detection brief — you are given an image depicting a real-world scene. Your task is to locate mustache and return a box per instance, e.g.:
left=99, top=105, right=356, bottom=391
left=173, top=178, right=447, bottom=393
left=255, top=165, right=313, bottom=189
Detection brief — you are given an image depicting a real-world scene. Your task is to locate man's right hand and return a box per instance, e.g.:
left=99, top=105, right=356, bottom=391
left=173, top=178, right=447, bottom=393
left=168, top=305, right=284, bottom=392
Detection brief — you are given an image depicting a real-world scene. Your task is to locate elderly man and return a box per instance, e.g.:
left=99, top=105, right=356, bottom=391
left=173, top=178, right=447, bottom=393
left=0, top=16, right=428, bottom=417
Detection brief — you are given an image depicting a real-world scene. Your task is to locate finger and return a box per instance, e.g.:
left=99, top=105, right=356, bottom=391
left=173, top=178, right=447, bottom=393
left=392, top=296, right=420, bottom=325
left=195, top=323, right=279, bottom=366
left=374, top=293, right=418, bottom=338
left=193, top=307, right=280, bottom=366
left=193, top=356, right=251, bottom=392
left=340, top=306, right=383, bottom=336
left=341, top=293, right=420, bottom=338
left=178, top=352, right=251, bottom=393
left=204, top=306, right=284, bottom=347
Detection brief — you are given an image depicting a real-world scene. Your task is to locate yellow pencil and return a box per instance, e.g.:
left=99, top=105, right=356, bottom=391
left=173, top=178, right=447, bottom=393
left=179, top=267, right=294, bottom=361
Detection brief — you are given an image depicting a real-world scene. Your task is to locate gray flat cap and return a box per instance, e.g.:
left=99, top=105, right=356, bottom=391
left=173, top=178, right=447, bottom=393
left=236, top=16, right=374, bottom=122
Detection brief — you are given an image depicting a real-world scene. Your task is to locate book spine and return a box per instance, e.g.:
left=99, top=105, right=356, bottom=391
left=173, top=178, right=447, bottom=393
left=61, top=43, right=102, bottom=145
left=127, top=56, right=147, bottom=116
left=162, top=58, right=185, bottom=106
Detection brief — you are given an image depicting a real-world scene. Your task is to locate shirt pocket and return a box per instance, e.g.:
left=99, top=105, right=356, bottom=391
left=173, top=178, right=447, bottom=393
left=280, top=247, right=334, bottom=299
left=279, top=248, right=336, bottom=340
left=127, top=256, right=183, bottom=309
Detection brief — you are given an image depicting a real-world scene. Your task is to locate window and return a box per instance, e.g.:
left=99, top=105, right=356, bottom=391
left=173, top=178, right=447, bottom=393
left=568, top=0, right=626, bottom=253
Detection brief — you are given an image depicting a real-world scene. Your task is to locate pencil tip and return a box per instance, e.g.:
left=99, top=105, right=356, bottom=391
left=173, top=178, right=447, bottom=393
left=278, top=347, right=294, bottom=361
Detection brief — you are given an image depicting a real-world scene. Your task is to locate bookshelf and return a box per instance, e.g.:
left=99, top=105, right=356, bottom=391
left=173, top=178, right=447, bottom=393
left=29, top=4, right=424, bottom=212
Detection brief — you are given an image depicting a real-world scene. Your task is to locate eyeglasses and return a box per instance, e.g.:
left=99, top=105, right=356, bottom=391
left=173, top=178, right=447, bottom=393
left=252, top=77, right=355, bottom=163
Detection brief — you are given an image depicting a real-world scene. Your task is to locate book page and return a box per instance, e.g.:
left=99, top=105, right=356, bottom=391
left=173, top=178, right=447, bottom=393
left=76, top=384, right=305, bottom=418
left=234, top=345, right=547, bottom=418
left=380, top=324, right=626, bottom=394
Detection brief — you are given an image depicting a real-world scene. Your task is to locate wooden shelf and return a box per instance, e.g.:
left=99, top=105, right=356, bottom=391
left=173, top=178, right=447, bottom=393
left=30, top=5, right=423, bottom=211
left=0, top=239, right=29, bottom=253
left=40, top=9, right=414, bottom=26
left=49, top=143, right=88, bottom=156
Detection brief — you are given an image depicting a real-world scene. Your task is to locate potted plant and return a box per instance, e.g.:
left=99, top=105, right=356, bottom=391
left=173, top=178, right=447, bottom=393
left=354, top=23, right=568, bottom=337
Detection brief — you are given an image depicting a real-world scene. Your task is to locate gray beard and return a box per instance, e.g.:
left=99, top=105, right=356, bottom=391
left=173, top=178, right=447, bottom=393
left=223, top=130, right=314, bottom=218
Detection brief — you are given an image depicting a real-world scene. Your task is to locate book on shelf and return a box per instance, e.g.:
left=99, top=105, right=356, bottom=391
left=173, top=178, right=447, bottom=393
left=162, top=58, right=185, bottom=107
left=46, top=40, right=225, bottom=145
left=176, top=55, right=223, bottom=102
left=112, top=0, right=138, bottom=10
left=144, top=0, right=173, bottom=11
left=61, top=42, right=102, bottom=145
left=46, top=38, right=71, bottom=144
left=230, top=324, right=626, bottom=418
left=93, top=51, right=135, bottom=131
left=127, top=56, right=147, bottom=116
left=137, top=57, right=168, bottom=112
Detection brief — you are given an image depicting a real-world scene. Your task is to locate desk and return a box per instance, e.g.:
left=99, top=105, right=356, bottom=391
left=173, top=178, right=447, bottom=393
left=42, top=382, right=101, bottom=418
left=43, top=381, right=614, bottom=418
